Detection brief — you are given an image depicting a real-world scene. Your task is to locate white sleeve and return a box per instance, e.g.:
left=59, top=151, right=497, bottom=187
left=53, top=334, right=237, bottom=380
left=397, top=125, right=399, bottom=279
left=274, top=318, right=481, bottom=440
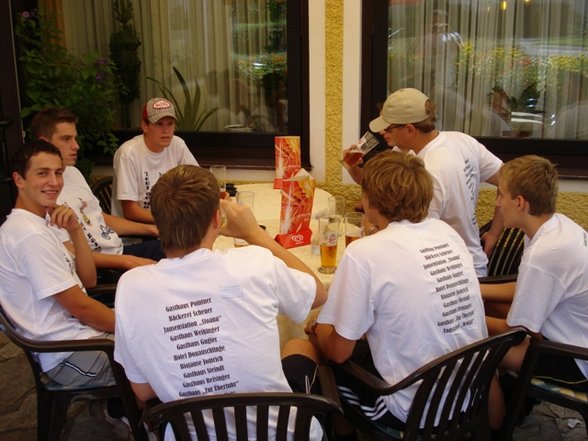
left=115, top=149, right=141, bottom=201
left=318, top=253, right=373, bottom=340
left=271, top=257, right=316, bottom=323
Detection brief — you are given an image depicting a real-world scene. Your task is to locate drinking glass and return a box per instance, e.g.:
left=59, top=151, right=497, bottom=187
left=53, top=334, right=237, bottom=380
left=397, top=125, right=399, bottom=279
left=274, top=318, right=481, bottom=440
left=209, top=165, right=227, bottom=196
left=344, top=211, right=364, bottom=247
left=233, top=191, right=255, bottom=247
left=341, top=131, right=380, bottom=170
left=317, top=216, right=340, bottom=274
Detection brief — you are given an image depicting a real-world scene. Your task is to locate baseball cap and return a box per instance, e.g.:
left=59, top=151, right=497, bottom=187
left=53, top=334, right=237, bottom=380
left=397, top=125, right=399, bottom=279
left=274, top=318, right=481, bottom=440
left=142, top=98, right=176, bottom=123
left=369, top=88, right=430, bottom=133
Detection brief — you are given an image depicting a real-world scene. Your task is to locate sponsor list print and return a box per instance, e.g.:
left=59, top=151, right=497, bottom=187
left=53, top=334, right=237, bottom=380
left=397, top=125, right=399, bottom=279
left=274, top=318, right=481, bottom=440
left=162, top=298, right=238, bottom=397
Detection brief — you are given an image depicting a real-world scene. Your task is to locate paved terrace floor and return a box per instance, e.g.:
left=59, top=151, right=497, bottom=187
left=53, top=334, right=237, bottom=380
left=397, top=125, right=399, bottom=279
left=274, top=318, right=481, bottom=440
left=1, top=332, right=587, bottom=440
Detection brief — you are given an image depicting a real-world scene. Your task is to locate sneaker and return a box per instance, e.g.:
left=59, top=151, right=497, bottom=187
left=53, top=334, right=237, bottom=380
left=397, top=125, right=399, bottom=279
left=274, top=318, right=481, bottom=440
left=89, top=399, right=133, bottom=440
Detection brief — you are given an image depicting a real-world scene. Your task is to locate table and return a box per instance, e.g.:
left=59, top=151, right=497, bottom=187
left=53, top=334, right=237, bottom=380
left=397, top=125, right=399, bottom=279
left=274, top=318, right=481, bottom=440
left=212, top=183, right=338, bottom=345
left=213, top=183, right=336, bottom=287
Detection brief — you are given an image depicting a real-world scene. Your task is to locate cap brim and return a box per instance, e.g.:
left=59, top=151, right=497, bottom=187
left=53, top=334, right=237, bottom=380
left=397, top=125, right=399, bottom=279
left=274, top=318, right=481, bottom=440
left=369, top=116, right=389, bottom=133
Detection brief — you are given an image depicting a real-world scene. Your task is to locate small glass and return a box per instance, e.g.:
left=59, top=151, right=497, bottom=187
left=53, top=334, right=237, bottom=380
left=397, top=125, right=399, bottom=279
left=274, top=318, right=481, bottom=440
left=233, top=191, right=255, bottom=247
left=341, top=131, right=380, bottom=170
left=209, top=165, right=227, bottom=196
left=317, top=216, right=340, bottom=274
left=344, top=211, right=364, bottom=247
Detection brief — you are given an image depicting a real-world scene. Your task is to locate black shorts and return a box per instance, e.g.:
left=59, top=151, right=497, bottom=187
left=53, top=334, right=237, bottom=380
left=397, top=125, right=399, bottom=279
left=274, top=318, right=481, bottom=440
left=282, top=354, right=321, bottom=394
left=533, top=351, right=588, bottom=392
left=334, top=340, right=405, bottom=429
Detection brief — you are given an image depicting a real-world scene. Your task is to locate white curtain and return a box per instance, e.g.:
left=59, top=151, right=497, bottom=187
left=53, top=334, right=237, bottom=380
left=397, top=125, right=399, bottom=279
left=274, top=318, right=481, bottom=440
left=387, top=0, right=588, bottom=139
left=60, top=0, right=285, bottom=131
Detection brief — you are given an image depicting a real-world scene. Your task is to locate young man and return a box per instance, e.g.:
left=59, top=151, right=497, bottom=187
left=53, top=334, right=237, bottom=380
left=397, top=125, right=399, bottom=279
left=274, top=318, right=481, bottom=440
left=31, top=108, right=164, bottom=275
left=344, top=88, right=504, bottom=276
left=113, top=165, right=327, bottom=439
left=482, top=155, right=588, bottom=389
left=307, top=151, right=495, bottom=432
left=0, top=141, right=115, bottom=387
left=112, top=97, right=199, bottom=223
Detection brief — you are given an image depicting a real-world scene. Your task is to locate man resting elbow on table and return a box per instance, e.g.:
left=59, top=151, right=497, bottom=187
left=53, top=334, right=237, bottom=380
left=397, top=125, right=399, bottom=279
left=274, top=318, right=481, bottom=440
left=113, top=165, right=327, bottom=440
left=300, top=151, right=498, bottom=438
left=480, top=156, right=588, bottom=392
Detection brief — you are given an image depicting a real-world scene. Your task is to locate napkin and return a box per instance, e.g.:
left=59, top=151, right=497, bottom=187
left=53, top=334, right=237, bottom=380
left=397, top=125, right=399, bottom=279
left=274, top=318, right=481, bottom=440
left=275, top=169, right=315, bottom=248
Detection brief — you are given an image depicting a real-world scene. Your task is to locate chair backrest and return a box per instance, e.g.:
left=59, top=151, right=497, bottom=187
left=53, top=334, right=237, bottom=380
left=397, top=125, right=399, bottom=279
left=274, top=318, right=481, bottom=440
left=399, top=328, right=527, bottom=441
left=141, top=392, right=340, bottom=441
left=480, top=221, right=526, bottom=276
left=90, top=175, right=113, bottom=215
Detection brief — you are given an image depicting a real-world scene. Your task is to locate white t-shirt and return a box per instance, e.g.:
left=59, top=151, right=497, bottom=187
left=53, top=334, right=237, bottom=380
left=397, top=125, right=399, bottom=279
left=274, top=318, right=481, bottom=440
left=507, top=214, right=588, bottom=377
left=112, top=135, right=198, bottom=217
left=52, top=166, right=123, bottom=254
left=0, top=209, right=103, bottom=371
left=418, top=131, right=502, bottom=276
left=114, top=245, right=321, bottom=441
left=318, top=218, right=487, bottom=423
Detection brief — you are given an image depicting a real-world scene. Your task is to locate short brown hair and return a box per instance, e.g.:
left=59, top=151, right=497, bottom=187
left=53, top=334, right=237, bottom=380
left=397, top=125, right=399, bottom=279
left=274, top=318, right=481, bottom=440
left=11, top=140, right=63, bottom=178
left=31, top=108, right=78, bottom=140
left=499, top=155, right=558, bottom=216
left=412, top=100, right=437, bottom=133
left=150, top=165, right=219, bottom=254
left=361, top=151, right=433, bottom=222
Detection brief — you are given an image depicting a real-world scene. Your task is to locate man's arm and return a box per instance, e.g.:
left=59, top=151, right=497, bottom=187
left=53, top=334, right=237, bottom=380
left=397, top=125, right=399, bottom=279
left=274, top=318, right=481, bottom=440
left=130, top=381, right=158, bottom=402
left=481, top=281, right=516, bottom=302
left=91, top=252, right=156, bottom=271
left=121, top=200, right=155, bottom=224
left=480, top=172, right=504, bottom=257
left=53, top=285, right=115, bottom=332
left=309, top=323, right=356, bottom=363
left=103, top=212, right=158, bottom=237
left=219, top=199, right=327, bottom=308
left=48, top=204, right=97, bottom=288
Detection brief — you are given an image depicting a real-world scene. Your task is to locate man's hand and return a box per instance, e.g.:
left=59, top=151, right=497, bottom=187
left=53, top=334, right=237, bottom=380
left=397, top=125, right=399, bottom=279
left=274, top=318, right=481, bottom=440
left=218, top=199, right=264, bottom=242
left=481, top=230, right=500, bottom=257
left=342, top=146, right=364, bottom=184
left=47, top=204, right=81, bottom=233
left=120, top=255, right=157, bottom=270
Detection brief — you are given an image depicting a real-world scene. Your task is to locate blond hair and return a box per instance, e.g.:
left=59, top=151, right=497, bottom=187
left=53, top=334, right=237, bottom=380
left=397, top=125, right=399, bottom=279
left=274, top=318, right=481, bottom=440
left=361, top=151, right=433, bottom=222
left=499, top=155, right=558, bottom=216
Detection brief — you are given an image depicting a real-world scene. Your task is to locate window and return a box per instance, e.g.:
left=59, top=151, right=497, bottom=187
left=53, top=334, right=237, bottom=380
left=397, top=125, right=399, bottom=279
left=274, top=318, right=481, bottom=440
left=362, top=0, right=588, bottom=177
left=21, top=0, right=309, bottom=168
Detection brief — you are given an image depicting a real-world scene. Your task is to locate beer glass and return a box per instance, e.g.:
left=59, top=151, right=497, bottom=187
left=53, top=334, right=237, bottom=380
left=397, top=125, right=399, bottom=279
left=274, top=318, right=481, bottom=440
left=318, top=216, right=340, bottom=274
left=344, top=212, right=364, bottom=247
left=233, top=191, right=254, bottom=247
left=340, top=131, right=379, bottom=170
left=209, top=165, right=227, bottom=196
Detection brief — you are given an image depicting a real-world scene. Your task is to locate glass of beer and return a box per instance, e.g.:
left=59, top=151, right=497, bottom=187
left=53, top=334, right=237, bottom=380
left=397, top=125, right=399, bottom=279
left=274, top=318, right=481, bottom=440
left=340, top=131, right=380, bottom=170
left=344, top=212, right=364, bottom=247
left=210, top=165, right=227, bottom=197
left=318, top=216, right=340, bottom=274
left=234, top=191, right=255, bottom=247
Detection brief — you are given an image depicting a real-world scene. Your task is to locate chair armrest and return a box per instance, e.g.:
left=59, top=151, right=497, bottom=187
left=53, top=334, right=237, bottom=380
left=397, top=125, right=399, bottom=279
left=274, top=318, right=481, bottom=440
left=10, top=334, right=115, bottom=355
left=528, top=338, right=588, bottom=361
left=317, top=365, right=342, bottom=413
left=478, top=274, right=518, bottom=284
left=333, top=360, right=415, bottom=396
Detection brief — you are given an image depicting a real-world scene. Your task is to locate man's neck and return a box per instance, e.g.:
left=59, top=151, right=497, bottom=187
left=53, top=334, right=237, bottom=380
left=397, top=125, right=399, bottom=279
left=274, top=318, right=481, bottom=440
left=15, top=198, right=45, bottom=218
left=412, top=130, right=439, bottom=154
left=521, top=213, right=554, bottom=240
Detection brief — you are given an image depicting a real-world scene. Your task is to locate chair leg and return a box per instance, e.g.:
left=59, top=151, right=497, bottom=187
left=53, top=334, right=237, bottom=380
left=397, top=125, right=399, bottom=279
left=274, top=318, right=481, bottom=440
left=47, top=394, right=71, bottom=441
left=36, top=391, right=53, bottom=441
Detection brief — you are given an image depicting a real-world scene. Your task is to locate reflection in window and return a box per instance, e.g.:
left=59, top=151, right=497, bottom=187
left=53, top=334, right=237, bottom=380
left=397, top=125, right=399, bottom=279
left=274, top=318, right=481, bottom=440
left=60, top=0, right=289, bottom=133
left=386, top=1, right=588, bottom=140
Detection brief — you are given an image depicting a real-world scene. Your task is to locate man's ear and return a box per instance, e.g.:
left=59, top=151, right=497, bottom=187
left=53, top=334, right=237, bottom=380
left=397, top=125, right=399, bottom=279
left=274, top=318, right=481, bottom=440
left=515, top=195, right=530, bottom=213
left=12, top=171, right=25, bottom=189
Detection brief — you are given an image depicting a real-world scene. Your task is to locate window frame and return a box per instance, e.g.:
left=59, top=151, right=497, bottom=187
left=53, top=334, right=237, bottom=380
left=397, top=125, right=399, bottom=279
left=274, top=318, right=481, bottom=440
left=30, top=0, right=311, bottom=171
left=362, top=0, right=588, bottom=179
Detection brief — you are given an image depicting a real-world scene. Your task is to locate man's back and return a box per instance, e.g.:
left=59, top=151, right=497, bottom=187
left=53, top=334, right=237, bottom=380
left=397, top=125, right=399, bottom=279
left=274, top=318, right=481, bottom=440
left=508, top=213, right=588, bottom=374
left=319, top=217, right=487, bottom=422
left=114, top=245, right=315, bottom=400
left=418, top=131, right=501, bottom=275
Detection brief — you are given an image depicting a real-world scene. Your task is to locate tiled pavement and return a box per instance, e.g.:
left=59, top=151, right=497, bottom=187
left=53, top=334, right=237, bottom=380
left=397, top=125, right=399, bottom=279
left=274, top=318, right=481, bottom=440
left=1, top=332, right=587, bottom=440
